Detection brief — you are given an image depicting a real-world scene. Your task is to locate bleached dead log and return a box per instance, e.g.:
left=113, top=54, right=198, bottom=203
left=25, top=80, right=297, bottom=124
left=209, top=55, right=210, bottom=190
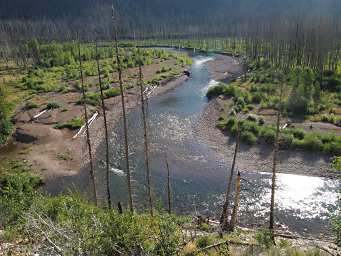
left=144, top=85, right=157, bottom=98
left=33, top=109, right=49, bottom=119
left=72, top=112, right=98, bottom=139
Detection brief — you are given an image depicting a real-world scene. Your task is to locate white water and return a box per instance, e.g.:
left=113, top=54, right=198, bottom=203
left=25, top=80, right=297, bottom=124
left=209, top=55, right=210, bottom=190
left=200, top=79, right=219, bottom=96
left=194, top=56, right=214, bottom=66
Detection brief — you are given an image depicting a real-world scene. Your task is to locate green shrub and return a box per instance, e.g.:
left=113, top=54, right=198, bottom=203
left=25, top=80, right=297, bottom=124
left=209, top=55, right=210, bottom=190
left=260, top=127, right=276, bottom=144
left=196, top=236, right=213, bottom=249
left=331, top=197, right=341, bottom=246
left=104, top=88, right=121, bottom=98
left=294, top=133, right=322, bottom=151
left=331, top=156, right=341, bottom=171
left=0, top=171, right=41, bottom=227
left=240, top=130, right=257, bottom=145
left=206, top=84, right=226, bottom=99
left=320, top=114, right=341, bottom=127
left=54, top=118, right=84, bottom=130
left=77, top=92, right=101, bottom=106
left=290, top=128, right=305, bottom=140
left=255, top=229, right=273, bottom=249
left=0, top=85, right=13, bottom=144
left=240, top=120, right=260, bottom=137
left=46, top=102, right=60, bottom=110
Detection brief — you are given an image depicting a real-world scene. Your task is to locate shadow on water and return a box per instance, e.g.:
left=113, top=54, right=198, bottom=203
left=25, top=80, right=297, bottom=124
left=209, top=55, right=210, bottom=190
left=92, top=51, right=340, bottom=236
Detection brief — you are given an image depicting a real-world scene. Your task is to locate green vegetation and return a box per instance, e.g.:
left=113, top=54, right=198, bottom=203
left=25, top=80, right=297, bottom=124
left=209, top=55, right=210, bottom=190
left=319, top=114, right=341, bottom=127
left=46, top=101, right=60, bottom=110
left=255, top=229, right=274, bottom=249
left=207, top=57, right=341, bottom=156
left=104, top=87, right=121, bottom=98
left=331, top=156, right=341, bottom=171
left=77, top=88, right=121, bottom=106
left=0, top=85, right=13, bottom=144
left=54, top=117, right=84, bottom=130
left=206, top=83, right=226, bottom=99
left=0, top=170, right=187, bottom=255
left=16, top=41, right=190, bottom=94
left=217, top=116, right=341, bottom=155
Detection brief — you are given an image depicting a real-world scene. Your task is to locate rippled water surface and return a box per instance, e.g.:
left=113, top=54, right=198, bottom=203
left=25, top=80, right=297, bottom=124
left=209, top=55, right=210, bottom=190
left=99, top=52, right=340, bottom=235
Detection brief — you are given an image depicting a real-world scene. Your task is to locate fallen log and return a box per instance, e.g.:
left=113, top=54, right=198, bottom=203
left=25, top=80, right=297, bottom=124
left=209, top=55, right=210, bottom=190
left=197, top=239, right=255, bottom=254
left=33, top=109, right=49, bottom=119
left=72, top=112, right=98, bottom=139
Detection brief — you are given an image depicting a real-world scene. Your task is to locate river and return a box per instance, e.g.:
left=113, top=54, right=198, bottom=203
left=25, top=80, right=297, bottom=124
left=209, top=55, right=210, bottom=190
left=98, top=51, right=340, bottom=236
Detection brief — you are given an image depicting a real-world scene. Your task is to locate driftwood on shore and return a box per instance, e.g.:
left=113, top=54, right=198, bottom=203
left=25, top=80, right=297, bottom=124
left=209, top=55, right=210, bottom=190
left=33, top=109, right=49, bottom=119
left=72, top=112, right=98, bottom=139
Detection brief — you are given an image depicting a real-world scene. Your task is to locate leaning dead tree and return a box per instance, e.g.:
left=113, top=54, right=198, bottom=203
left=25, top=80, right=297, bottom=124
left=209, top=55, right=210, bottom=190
left=77, top=42, right=97, bottom=206
left=221, top=121, right=240, bottom=230
left=95, top=42, right=112, bottom=208
left=138, top=50, right=153, bottom=216
left=269, top=75, right=284, bottom=243
left=112, top=4, right=134, bottom=212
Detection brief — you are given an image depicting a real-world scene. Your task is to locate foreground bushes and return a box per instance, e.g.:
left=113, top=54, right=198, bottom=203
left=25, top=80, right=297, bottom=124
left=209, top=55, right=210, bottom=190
left=0, top=172, right=186, bottom=255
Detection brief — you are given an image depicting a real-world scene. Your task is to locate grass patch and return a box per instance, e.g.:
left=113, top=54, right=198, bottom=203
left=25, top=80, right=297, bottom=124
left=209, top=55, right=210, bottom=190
left=54, top=117, right=84, bottom=130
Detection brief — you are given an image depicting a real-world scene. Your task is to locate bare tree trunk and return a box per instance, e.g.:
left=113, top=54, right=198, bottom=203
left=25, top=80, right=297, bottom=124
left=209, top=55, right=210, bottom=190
left=138, top=52, right=153, bottom=216
left=229, top=172, right=241, bottom=232
left=95, top=42, right=112, bottom=208
left=77, top=42, right=97, bottom=206
left=221, top=122, right=240, bottom=230
left=112, top=5, right=133, bottom=212
left=165, top=154, right=172, bottom=214
left=269, top=80, right=284, bottom=243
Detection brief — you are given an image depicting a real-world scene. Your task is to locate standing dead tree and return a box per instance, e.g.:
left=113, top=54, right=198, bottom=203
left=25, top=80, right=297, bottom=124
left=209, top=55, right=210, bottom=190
left=138, top=50, right=153, bottom=216
left=165, top=154, right=172, bottom=214
left=220, top=122, right=240, bottom=231
left=112, top=4, right=134, bottom=212
left=269, top=74, right=284, bottom=243
left=77, top=42, right=97, bottom=206
left=229, top=171, right=241, bottom=232
left=95, top=42, right=112, bottom=208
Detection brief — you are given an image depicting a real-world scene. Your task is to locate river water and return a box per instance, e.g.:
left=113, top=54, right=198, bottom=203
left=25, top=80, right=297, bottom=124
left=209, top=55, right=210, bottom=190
left=100, top=52, right=340, bottom=236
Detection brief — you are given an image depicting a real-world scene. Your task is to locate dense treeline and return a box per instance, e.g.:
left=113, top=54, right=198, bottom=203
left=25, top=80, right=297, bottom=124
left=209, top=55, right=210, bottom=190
left=1, top=0, right=341, bottom=41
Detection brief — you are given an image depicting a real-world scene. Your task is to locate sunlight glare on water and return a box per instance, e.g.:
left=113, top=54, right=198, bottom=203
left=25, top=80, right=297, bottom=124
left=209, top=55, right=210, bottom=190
left=276, top=172, right=339, bottom=219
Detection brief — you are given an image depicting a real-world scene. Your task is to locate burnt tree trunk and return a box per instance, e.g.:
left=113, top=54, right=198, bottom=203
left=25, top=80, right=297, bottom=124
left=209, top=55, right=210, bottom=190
left=78, top=42, right=97, bottom=206
left=165, top=154, right=172, bottom=214
left=229, top=172, right=241, bottom=232
left=95, top=42, right=112, bottom=208
left=138, top=52, right=153, bottom=216
left=112, top=5, right=134, bottom=212
left=221, top=122, right=240, bottom=230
